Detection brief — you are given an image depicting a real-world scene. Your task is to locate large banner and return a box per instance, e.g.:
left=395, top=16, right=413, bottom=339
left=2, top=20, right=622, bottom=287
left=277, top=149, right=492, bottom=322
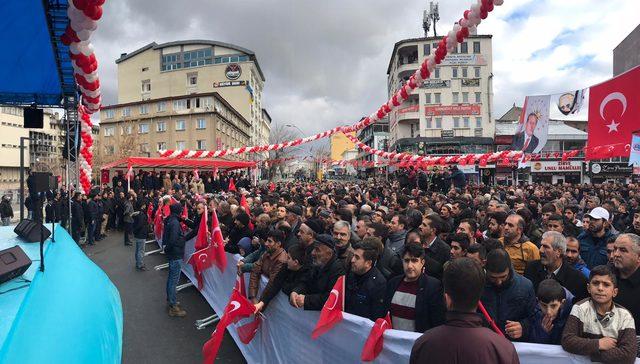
left=512, top=95, right=550, bottom=154
left=178, top=237, right=620, bottom=364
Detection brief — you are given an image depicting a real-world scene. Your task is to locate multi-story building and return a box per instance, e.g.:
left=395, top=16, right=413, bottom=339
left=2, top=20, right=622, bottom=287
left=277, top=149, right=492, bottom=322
left=387, top=32, right=494, bottom=156
left=330, top=131, right=356, bottom=161
left=98, top=39, right=269, bottom=164
left=614, top=24, right=640, bottom=76
left=0, top=106, right=64, bottom=197
left=98, top=93, right=251, bottom=163
left=356, top=119, right=389, bottom=178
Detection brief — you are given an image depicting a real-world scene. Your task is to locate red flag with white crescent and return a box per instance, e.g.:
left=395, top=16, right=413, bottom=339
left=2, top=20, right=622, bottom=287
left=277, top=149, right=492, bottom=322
left=361, top=312, right=392, bottom=361
left=187, top=245, right=214, bottom=290
left=311, top=275, right=345, bottom=339
left=194, top=206, right=209, bottom=250
left=237, top=315, right=262, bottom=344
left=210, top=208, right=227, bottom=272
left=587, top=66, right=640, bottom=160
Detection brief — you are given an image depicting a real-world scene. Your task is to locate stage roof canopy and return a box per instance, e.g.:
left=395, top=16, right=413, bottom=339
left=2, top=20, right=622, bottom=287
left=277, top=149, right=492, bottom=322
left=0, top=0, right=75, bottom=106
left=101, top=157, right=256, bottom=171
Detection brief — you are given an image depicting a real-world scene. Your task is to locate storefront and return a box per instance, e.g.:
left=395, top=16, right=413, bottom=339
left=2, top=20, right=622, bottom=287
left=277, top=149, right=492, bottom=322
left=588, top=162, right=633, bottom=183
left=458, top=165, right=479, bottom=185
left=530, top=161, right=583, bottom=184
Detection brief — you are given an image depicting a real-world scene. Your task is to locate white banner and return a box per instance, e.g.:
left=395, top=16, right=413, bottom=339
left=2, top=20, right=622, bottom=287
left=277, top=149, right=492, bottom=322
left=179, top=238, right=629, bottom=364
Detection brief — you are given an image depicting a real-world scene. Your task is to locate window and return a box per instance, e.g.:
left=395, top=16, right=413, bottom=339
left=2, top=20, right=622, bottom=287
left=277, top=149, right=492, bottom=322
left=196, top=140, right=206, bottom=150
left=173, top=99, right=187, bottom=111
left=140, top=104, right=149, bottom=114
left=140, top=143, right=150, bottom=153
left=176, top=141, right=186, bottom=150
left=475, top=117, right=482, bottom=128
left=424, top=93, right=431, bottom=104
left=423, top=44, right=431, bottom=56
left=157, top=121, right=166, bottom=132
left=188, top=74, right=198, bottom=86
left=104, top=126, right=114, bottom=137
left=435, top=117, right=442, bottom=128
left=452, top=67, right=458, bottom=78
left=460, top=42, right=468, bottom=54
left=105, top=145, right=114, bottom=155
left=462, top=92, right=469, bottom=103
left=463, top=117, right=470, bottom=128
left=157, top=142, right=167, bottom=151
left=462, top=67, right=468, bottom=78
left=138, top=123, right=149, bottom=134
left=475, top=92, right=482, bottom=103
left=141, top=81, right=151, bottom=92
left=453, top=117, right=460, bottom=128
left=196, top=118, right=206, bottom=129
left=434, top=93, right=441, bottom=104
left=122, top=107, right=131, bottom=117
left=426, top=118, right=432, bottom=129
left=121, top=125, right=132, bottom=135
left=157, top=101, right=166, bottom=112
left=474, top=67, right=481, bottom=78
left=473, top=41, right=481, bottom=54
left=103, top=109, right=114, bottom=119
left=434, top=68, right=440, bottom=79
left=175, top=120, right=185, bottom=131
left=452, top=92, right=459, bottom=103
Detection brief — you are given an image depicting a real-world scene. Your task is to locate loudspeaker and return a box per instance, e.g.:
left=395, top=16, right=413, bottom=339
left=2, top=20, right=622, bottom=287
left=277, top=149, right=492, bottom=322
left=0, top=246, right=32, bottom=284
left=29, top=172, right=57, bottom=193
left=14, top=219, right=51, bottom=242
left=24, top=108, right=44, bottom=129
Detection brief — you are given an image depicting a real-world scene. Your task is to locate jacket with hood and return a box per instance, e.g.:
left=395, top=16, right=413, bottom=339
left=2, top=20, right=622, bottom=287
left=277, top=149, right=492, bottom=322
left=480, top=264, right=537, bottom=341
left=528, top=288, right=574, bottom=344
left=163, top=203, right=186, bottom=261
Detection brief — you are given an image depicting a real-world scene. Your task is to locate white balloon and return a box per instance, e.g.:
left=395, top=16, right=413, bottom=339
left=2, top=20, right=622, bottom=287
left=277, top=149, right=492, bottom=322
left=460, top=19, right=469, bottom=28
left=447, top=43, right=456, bottom=53
left=453, top=24, right=462, bottom=34
left=447, top=30, right=457, bottom=43
left=69, top=42, right=81, bottom=55
left=471, top=3, right=482, bottom=17
left=77, top=29, right=93, bottom=41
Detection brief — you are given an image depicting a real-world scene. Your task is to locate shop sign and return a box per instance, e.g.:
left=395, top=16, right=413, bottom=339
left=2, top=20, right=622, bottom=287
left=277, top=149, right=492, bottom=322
left=425, top=104, right=481, bottom=116
left=531, top=161, right=582, bottom=173
left=419, top=80, right=451, bottom=89
left=589, top=163, right=632, bottom=175
left=458, top=165, right=477, bottom=174
left=461, top=78, right=480, bottom=87
left=440, top=54, right=487, bottom=66
left=441, top=130, right=454, bottom=138
left=214, top=80, right=246, bottom=88
left=225, top=63, right=242, bottom=80
left=397, top=104, right=419, bottom=114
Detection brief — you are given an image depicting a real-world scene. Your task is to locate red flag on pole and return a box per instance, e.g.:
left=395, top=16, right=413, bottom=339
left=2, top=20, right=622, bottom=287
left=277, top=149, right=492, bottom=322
left=202, top=290, right=255, bottom=363
left=586, top=66, right=640, bottom=160
left=311, top=275, right=345, bottom=339
left=210, top=208, right=227, bottom=272
left=239, top=194, right=254, bottom=231
left=237, top=315, right=262, bottom=344
left=361, top=312, right=392, bottom=361
left=181, top=205, right=189, bottom=231
left=228, top=177, right=237, bottom=192
left=194, top=206, right=209, bottom=250
left=146, top=202, right=154, bottom=224
left=187, top=245, right=214, bottom=290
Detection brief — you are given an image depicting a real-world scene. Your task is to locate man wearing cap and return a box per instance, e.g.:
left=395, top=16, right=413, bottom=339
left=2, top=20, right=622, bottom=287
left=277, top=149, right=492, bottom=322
left=284, top=205, right=303, bottom=250
left=290, top=234, right=346, bottom=310
left=577, top=207, right=615, bottom=269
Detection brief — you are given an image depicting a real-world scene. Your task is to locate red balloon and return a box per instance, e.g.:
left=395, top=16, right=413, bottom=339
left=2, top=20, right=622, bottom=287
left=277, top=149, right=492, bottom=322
left=84, top=6, right=103, bottom=21
left=480, top=9, right=488, bottom=19
left=391, top=95, right=400, bottom=107
left=73, top=0, right=88, bottom=11
left=383, top=104, right=391, bottom=114
left=487, top=3, right=494, bottom=11
left=400, top=87, right=409, bottom=99
left=456, top=32, right=464, bottom=43
left=461, top=27, right=470, bottom=37
left=463, top=10, right=470, bottom=19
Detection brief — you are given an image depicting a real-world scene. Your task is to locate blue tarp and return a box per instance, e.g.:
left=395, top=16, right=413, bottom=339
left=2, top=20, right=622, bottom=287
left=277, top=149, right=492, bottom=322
left=0, top=0, right=73, bottom=106
left=0, top=225, right=123, bottom=364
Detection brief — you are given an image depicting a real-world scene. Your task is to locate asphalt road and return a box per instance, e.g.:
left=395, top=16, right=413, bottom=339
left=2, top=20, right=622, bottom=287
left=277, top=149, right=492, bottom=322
left=83, top=230, right=245, bottom=364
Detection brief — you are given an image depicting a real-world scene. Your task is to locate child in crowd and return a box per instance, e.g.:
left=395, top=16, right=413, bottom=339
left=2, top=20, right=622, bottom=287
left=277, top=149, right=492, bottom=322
left=562, top=265, right=637, bottom=364
left=529, top=279, right=573, bottom=344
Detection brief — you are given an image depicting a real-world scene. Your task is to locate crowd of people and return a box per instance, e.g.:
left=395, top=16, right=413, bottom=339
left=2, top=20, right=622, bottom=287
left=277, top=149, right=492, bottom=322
left=37, top=165, right=640, bottom=363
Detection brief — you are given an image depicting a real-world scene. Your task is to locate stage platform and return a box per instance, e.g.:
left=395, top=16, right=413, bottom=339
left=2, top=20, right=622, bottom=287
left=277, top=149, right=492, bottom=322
left=0, top=224, right=122, bottom=364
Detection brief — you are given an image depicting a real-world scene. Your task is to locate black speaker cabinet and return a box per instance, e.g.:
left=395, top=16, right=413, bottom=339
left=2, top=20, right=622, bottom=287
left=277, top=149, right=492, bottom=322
left=14, top=219, right=51, bottom=243
left=24, top=108, right=44, bottom=129
left=0, top=246, right=32, bottom=284
left=29, top=172, right=56, bottom=193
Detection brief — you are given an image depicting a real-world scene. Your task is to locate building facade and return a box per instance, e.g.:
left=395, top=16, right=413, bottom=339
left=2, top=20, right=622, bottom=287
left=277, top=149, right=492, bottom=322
left=0, top=106, right=64, bottom=197
left=330, top=131, right=356, bottom=161
left=614, top=24, right=640, bottom=76
left=98, top=93, right=251, bottom=164
left=387, top=34, right=494, bottom=155
left=356, top=119, right=389, bottom=177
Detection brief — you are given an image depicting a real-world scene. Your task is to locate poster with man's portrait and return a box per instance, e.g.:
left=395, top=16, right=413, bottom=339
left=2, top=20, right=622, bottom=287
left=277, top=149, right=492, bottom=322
left=511, top=95, right=551, bottom=154
left=555, top=89, right=585, bottom=116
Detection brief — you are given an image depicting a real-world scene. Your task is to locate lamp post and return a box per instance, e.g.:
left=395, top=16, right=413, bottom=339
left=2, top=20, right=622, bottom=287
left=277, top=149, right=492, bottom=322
left=284, top=124, right=303, bottom=135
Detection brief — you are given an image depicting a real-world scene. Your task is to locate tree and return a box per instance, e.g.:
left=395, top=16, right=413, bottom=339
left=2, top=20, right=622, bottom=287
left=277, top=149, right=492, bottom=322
left=94, top=120, right=141, bottom=174
left=268, top=123, right=302, bottom=180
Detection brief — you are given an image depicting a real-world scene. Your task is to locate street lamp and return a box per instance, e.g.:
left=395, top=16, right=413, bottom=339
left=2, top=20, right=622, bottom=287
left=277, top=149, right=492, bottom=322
left=285, top=124, right=303, bottom=135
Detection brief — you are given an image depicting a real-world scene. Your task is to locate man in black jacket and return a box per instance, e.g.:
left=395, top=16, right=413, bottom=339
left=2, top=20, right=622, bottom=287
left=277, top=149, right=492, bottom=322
left=132, top=199, right=149, bottom=271
left=164, top=203, right=187, bottom=317
left=291, top=234, right=345, bottom=310
left=419, top=215, right=451, bottom=279
left=71, top=193, right=84, bottom=244
left=384, top=243, right=446, bottom=332
left=524, top=231, right=588, bottom=301
left=86, top=194, right=99, bottom=246
left=345, top=238, right=387, bottom=321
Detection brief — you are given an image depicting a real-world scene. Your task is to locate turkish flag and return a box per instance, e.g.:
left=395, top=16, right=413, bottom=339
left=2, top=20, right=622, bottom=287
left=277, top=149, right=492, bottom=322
left=235, top=273, right=246, bottom=298
left=202, top=290, right=255, bottom=363
left=587, top=66, right=640, bottom=160
left=228, top=178, right=237, bottom=192
left=194, top=206, right=209, bottom=250
left=237, top=315, right=262, bottom=344
left=269, top=182, right=275, bottom=192
left=146, top=203, right=154, bottom=225
left=361, top=312, right=392, bottom=362
left=311, top=275, right=345, bottom=339
left=188, top=245, right=214, bottom=290
left=239, top=195, right=254, bottom=231
left=210, top=208, right=227, bottom=272
left=154, top=209, right=164, bottom=241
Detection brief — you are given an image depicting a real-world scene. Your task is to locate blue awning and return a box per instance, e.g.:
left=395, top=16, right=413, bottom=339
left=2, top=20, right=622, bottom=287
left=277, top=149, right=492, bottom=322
left=0, top=0, right=75, bottom=107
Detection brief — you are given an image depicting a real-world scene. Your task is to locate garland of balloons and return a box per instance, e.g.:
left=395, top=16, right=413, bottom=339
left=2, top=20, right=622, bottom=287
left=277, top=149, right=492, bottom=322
left=159, top=0, right=504, bottom=160
left=60, top=0, right=105, bottom=194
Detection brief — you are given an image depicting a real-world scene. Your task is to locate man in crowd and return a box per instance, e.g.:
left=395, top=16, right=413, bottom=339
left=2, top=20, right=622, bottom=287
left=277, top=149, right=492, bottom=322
left=387, top=214, right=408, bottom=255
left=449, top=233, right=471, bottom=261
left=248, top=229, right=288, bottom=303
left=164, top=203, right=187, bottom=317
left=419, top=215, right=451, bottom=279
left=484, top=211, right=507, bottom=239
left=501, top=214, right=540, bottom=275
left=565, top=236, right=591, bottom=278
left=333, top=220, right=355, bottom=272
left=344, top=238, right=387, bottom=321
left=578, top=207, right=615, bottom=268
left=612, top=233, right=640, bottom=334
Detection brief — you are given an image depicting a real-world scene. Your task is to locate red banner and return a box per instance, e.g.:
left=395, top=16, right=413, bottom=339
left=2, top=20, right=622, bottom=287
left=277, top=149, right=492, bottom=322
left=425, top=104, right=481, bottom=116
left=397, top=105, right=419, bottom=114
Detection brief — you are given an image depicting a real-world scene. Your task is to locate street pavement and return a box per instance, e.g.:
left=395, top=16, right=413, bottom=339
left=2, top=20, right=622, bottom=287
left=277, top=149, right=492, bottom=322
left=83, top=230, right=245, bottom=364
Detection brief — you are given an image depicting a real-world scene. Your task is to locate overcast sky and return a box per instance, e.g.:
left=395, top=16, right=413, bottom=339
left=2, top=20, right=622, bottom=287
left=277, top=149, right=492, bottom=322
left=92, top=0, right=638, bottom=138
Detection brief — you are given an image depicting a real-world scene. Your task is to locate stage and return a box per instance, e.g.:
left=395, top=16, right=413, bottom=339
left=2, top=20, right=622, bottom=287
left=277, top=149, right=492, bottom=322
left=0, top=224, right=122, bottom=364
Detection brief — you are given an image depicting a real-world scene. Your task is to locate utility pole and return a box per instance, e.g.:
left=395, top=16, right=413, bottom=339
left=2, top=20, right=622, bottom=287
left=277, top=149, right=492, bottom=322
left=19, top=136, right=30, bottom=221
left=423, top=2, right=440, bottom=37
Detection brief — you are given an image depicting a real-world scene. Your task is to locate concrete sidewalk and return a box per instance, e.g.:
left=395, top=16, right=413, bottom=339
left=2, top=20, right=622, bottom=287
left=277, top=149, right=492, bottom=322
left=82, top=230, right=245, bottom=364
